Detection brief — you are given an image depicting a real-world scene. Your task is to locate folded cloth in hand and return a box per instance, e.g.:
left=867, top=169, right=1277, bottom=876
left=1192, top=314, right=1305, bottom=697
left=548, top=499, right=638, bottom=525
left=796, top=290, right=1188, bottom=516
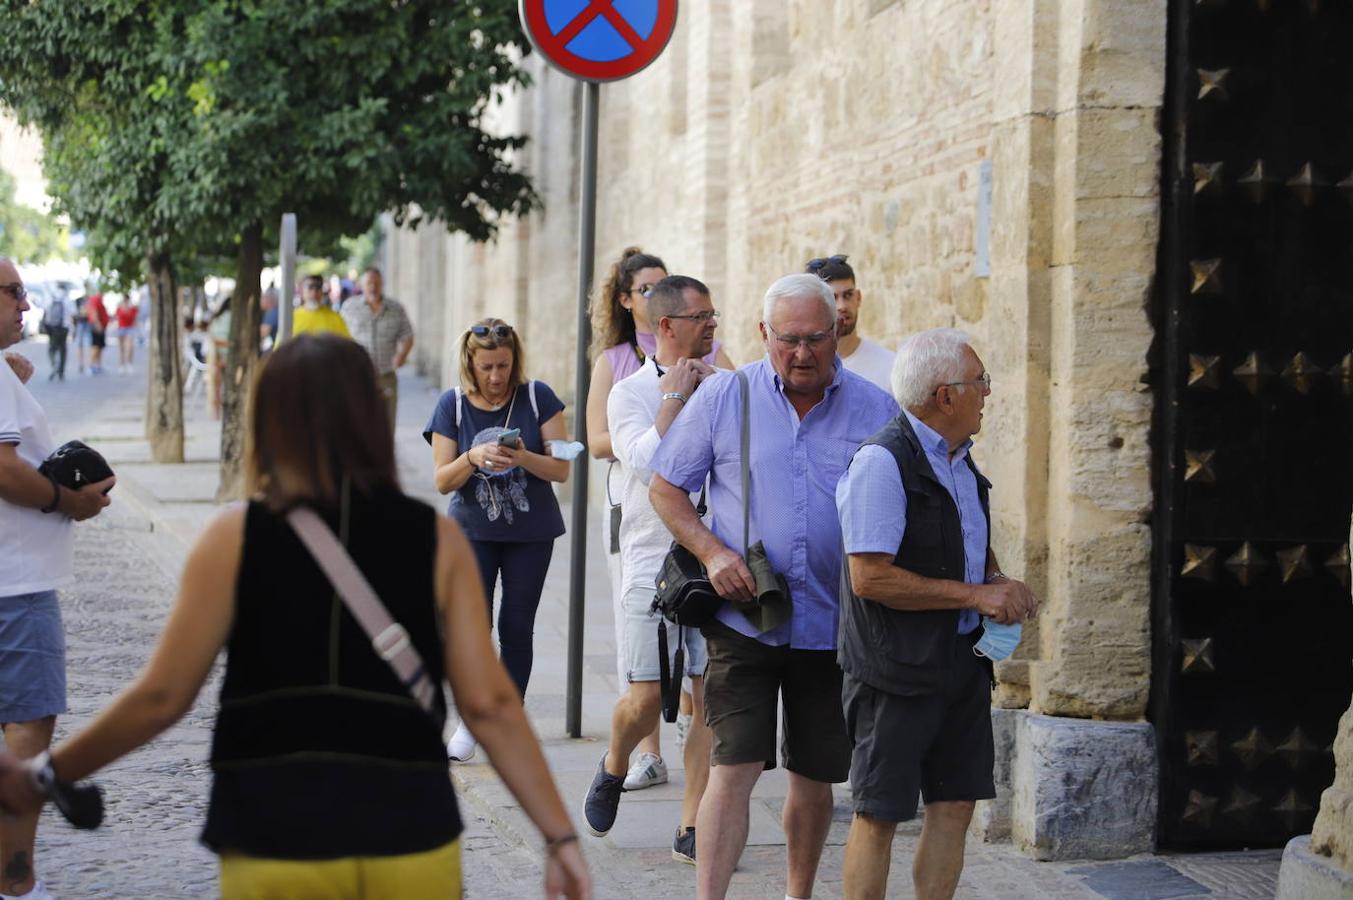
left=729, top=541, right=792, bottom=633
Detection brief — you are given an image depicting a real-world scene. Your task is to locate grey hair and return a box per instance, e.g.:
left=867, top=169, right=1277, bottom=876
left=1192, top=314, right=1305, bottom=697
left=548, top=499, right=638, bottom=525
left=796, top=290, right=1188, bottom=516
left=892, top=328, right=974, bottom=410
left=761, top=274, right=835, bottom=330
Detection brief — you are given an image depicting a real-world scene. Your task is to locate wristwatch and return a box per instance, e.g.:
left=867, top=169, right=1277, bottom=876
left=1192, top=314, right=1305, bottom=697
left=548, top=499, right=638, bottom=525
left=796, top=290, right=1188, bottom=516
left=662, top=392, right=688, bottom=404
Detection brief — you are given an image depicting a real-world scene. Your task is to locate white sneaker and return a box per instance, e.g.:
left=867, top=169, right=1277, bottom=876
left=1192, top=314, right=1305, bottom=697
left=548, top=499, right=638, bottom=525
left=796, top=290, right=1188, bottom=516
left=623, top=752, right=668, bottom=790
left=1, top=880, right=56, bottom=900
left=447, top=722, right=476, bottom=762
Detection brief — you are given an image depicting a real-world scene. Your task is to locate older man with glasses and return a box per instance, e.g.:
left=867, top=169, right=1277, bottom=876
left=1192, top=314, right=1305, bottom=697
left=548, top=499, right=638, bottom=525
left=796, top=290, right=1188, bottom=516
left=836, top=328, right=1036, bottom=900
left=648, top=273, right=898, bottom=900
left=0, top=260, right=114, bottom=900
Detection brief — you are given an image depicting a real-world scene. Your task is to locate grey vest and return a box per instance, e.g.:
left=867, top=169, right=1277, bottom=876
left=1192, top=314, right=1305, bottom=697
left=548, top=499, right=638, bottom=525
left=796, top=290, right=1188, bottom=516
left=837, top=414, right=991, bottom=695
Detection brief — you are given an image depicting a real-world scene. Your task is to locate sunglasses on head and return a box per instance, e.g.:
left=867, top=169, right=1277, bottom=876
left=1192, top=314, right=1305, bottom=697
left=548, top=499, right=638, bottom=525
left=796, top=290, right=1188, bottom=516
left=470, top=324, right=513, bottom=339
left=806, top=254, right=849, bottom=272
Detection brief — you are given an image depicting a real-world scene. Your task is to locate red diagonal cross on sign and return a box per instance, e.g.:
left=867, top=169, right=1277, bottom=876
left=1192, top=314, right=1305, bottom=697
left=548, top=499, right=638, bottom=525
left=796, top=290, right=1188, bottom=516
left=520, top=0, right=678, bottom=83
left=553, top=0, right=644, bottom=51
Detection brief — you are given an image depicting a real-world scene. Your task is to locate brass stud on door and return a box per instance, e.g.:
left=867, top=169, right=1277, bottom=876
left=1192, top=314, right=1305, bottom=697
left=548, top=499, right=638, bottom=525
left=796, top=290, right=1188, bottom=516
left=1185, top=730, right=1219, bottom=766
left=1233, top=352, right=1272, bottom=394
left=1274, top=790, right=1314, bottom=832
left=1197, top=68, right=1231, bottom=101
left=1231, top=727, right=1273, bottom=770
left=1190, top=259, right=1224, bottom=295
left=1238, top=160, right=1270, bottom=203
left=1276, top=544, right=1314, bottom=583
left=1182, top=544, right=1218, bottom=582
left=1185, top=449, right=1218, bottom=485
left=1225, top=542, right=1269, bottom=587
left=1182, top=790, right=1219, bottom=829
left=1286, top=163, right=1322, bottom=207
left=1181, top=638, right=1216, bottom=674
left=1281, top=352, right=1322, bottom=394
left=1328, top=354, right=1353, bottom=396
left=1193, top=162, right=1224, bottom=196
left=1277, top=728, right=1320, bottom=768
left=1222, top=786, right=1263, bottom=822
left=1325, top=544, right=1351, bottom=587
left=1188, top=354, right=1223, bottom=390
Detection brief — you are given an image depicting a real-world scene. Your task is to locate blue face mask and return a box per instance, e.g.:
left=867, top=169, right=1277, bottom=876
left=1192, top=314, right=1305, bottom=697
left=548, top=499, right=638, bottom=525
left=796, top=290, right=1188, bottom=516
left=973, top=618, right=1022, bottom=661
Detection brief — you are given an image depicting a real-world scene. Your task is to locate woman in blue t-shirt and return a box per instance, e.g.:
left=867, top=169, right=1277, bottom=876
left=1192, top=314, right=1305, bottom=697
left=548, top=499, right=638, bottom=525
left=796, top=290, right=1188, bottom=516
left=424, top=319, right=570, bottom=761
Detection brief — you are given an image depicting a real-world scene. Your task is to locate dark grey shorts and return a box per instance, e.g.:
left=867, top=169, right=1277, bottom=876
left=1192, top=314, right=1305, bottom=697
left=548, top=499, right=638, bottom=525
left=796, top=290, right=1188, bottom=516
left=844, top=635, right=995, bottom=822
left=700, top=619, right=851, bottom=783
left=0, top=591, right=66, bottom=723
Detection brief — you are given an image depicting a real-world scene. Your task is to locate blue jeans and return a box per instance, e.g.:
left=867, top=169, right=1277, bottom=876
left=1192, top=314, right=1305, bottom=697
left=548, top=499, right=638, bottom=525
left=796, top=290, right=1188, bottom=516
left=0, top=590, right=66, bottom=723
left=469, top=540, right=554, bottom=697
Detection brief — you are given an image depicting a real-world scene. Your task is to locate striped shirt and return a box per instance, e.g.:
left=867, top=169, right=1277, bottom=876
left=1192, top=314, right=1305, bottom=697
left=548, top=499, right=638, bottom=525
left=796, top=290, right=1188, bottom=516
left=340, top=296, right=413, bottom=374
left=650, top=357, right=899, bottom=650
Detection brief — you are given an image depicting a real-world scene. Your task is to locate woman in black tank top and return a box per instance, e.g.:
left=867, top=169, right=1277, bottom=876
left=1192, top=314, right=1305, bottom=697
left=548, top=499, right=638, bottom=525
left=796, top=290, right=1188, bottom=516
left=0, top=335, right=591, bottom=899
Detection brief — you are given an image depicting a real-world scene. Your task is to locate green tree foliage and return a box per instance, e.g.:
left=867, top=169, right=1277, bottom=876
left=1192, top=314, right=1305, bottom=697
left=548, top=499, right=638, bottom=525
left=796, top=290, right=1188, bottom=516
left=0, top=0, right=537, bottom=492
left=0, top=168, right=68, bottom=263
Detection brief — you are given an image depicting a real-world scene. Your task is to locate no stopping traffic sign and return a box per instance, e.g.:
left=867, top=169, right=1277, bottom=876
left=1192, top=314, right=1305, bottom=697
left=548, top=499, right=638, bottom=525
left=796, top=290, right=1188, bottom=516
left=519, top=0, right=678, bottom=82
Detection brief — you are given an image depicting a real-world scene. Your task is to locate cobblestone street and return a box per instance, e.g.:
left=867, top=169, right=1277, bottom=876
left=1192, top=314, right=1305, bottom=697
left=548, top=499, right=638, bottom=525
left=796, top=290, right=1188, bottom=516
left=4, top=340, right=1285, bottom=899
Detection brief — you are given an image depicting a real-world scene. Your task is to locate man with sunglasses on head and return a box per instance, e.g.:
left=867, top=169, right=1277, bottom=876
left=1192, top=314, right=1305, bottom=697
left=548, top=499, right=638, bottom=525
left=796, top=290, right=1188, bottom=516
left=0, top=259, right=115, bottom=900
left=806, top=255, right=895, bottom=392
left=836, top=328, right=1036, bottom=900
left=649, top=274, right=898, bottom=900
left=291, top=275, right=351, bottom=339
left=341, top=266, right=414, bottom=431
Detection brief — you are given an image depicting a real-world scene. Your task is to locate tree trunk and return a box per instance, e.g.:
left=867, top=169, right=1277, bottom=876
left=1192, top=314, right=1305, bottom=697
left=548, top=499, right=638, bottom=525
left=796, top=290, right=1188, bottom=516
left=216, top=221, right=264, bottom=500
left=143, top=250, right=184, bottom=463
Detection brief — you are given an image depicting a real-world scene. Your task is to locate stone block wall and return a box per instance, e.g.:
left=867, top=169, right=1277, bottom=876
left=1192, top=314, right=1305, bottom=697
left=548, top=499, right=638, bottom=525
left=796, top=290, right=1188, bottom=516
left=387, top=0, right=1168, bottom=725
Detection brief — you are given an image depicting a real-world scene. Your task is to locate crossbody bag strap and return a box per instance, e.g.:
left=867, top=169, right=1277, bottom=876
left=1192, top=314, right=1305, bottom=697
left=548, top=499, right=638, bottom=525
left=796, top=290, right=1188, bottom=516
left=287, top=507, right=442, bottom=722
left=737, top=369, right=751, bottom=558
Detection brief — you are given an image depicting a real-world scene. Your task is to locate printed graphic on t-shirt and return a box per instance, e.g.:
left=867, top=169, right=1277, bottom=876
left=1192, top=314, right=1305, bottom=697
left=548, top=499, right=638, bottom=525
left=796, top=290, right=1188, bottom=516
left=470, top=426, right=530, bottom=523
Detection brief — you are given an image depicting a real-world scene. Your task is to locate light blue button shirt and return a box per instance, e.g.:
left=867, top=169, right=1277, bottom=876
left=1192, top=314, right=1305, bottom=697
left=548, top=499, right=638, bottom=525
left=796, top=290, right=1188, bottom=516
left=836, top=412, right=986, bottom=633
left=650, top=357, right=899, bottom=650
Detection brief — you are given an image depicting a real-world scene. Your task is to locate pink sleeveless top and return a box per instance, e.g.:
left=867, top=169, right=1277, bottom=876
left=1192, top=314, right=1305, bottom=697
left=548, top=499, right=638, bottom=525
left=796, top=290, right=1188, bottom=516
left=602, top=332, right=722, bottom=385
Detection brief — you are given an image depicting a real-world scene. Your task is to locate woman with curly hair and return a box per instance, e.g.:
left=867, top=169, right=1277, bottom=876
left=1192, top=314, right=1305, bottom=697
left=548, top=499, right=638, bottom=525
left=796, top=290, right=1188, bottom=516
left=585, top=248, right=732, bottom=791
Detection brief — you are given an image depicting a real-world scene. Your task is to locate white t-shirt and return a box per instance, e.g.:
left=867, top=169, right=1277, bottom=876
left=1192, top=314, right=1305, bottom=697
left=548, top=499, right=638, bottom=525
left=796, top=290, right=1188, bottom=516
left=841, top=337, right=896, bottom=393
left=607, top=358, right=705, bottom=600
left=0, top=363, right=73, bottom=594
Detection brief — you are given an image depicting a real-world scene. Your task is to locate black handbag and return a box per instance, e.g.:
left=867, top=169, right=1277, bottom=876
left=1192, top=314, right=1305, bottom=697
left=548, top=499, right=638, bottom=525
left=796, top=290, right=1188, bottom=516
left=39, top=440, right=114, bottom=491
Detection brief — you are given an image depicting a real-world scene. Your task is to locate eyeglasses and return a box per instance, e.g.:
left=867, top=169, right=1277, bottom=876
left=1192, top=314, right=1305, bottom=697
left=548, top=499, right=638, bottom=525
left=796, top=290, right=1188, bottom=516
left=470, top=324, right=513, bottom=339
left=0, top=283, right=27, bottom=303
left=765, top=322, right=834, bottom=349
left=304, top=281, right=324, bottom=291
left=630, top=284, right=658, bottom=299
left=665, top=310, right=721, bottom=324
left=806, top=254, right=849, bottom=273
left=938, top=372, right=992, bottom=393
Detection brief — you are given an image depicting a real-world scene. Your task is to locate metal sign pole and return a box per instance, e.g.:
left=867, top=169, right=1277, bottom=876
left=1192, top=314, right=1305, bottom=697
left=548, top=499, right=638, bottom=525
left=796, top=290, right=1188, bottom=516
left=566, top=80, right=600, bottom=739
left=278, top=213, right=297, bottom=343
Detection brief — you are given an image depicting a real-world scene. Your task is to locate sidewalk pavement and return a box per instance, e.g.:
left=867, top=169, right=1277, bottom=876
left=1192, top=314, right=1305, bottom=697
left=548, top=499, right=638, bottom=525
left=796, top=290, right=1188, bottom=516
left=13, top=342, right=1282, bottom=898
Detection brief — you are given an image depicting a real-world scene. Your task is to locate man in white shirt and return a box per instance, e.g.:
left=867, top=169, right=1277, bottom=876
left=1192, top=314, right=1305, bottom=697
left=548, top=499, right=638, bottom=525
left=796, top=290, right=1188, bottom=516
left=583, top=275, right=718, bottom=865
left=807, top=255, right=895, bottom=391
left=0, top=259, right=114, bottom=900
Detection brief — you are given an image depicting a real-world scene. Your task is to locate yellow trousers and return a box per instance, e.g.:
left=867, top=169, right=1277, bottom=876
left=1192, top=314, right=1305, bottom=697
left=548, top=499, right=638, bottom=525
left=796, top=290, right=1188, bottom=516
left=219, top=838, right=461, bottom=899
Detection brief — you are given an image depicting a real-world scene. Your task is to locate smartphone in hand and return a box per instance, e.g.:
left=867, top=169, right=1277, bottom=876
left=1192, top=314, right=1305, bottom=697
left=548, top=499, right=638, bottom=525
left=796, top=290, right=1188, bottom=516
left=498, top=428, right=522, bottom=448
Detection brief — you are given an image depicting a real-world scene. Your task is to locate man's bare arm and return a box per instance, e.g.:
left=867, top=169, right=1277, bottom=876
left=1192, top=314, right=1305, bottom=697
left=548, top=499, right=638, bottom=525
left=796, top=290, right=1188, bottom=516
left=847, top=553, right=1034, bottom=625
left=650, top=473, right=756, bottom=601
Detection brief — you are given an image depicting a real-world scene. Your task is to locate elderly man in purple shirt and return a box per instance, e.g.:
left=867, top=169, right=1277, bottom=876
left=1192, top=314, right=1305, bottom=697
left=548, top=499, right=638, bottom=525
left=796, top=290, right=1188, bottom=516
left=649, top=273, right=898, bottom=900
